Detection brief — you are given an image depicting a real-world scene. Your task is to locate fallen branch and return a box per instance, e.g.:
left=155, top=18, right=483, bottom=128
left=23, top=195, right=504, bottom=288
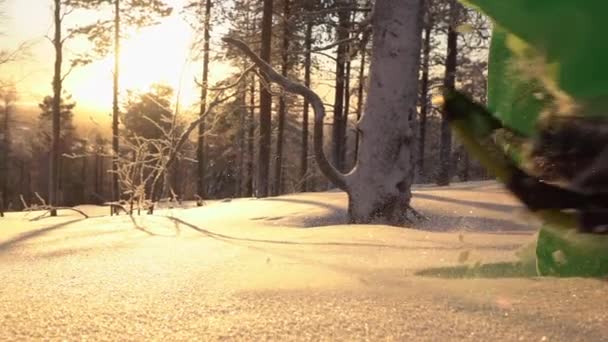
left=29, top=207, right=89, bottom=221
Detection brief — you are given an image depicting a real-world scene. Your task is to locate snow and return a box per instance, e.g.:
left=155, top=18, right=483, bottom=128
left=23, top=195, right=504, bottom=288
left=0, top=181, right=606, bottom=340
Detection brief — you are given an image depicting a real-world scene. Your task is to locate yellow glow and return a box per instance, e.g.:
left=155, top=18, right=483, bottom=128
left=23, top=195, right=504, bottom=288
left=3, top=0, right=237, bottom=121
left=66, top=14, right=197, bottom=112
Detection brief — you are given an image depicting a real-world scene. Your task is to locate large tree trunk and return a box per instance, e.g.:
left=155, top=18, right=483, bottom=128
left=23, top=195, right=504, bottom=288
left=225, top=0, right=422, bottom=225
left=417, top=16, right=432, bottom=179
left=272, top=0, right=290, bottom=196
left=437, top=0, right=458, bottom=186
left=196, top=0, right=212, bottom=202
left=50, top=0, right=63, bottom=216
left=257, top=0, right=273, bottom=198
left=300, top=18, right=313, bottom=193
left=347, top=0, right=422, bottom=223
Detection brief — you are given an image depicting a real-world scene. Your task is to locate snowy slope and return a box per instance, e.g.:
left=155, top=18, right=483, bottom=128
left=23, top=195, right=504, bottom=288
left=0, top=181, right=606, bottom=340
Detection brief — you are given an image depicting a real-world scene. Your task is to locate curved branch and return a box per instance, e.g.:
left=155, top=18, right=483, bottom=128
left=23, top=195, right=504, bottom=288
left=29, top=207, right=89, bottom=221
left=222, top=37, right=349, bottom=191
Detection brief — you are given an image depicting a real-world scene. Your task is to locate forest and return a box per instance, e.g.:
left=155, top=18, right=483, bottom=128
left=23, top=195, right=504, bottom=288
left=2, top=0, right=608, bottom=339
left=0, top=0, right=491, bottom=219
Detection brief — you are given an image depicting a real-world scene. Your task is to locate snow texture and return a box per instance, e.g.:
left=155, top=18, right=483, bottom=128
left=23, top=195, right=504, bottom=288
left=0, top=181, right=606, bottom=340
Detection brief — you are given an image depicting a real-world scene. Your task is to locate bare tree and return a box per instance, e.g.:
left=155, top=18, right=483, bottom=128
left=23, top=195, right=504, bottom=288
left=272, top=0, right=290, bottom=196
left=331, top=0, right=351, bottom=172
left=417, top=3, right=433, bottom=178
left=257, top=0, right=273, bottom=198
left=0, top=82, right=16, bottom=217
left=300, top=14, right=313, bottom=192
left=184, top=0, right=213, bottom=202
left=437, top=0, right=459, bottom=186
left=225, top=0, right=424, bottom=224
left=49, top=0, right=64, bottom=216
left=68, top=0, right=172, bottom=201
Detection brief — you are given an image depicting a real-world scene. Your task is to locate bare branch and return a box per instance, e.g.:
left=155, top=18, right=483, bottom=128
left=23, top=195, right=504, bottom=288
left=312, top=51, right=338, bottom=62
left=311, top=36, right=359, bottom=53
left=292, top=6, right=371, bottom=21
left=0, top=41, right=33, bottom=66
left=223, top=37, right=348, bottom=191
left=61, top=64, right=76, bottom=82
left=208, top=64, right=255, bottom=91
left=30, top=207, right=89, bottom=221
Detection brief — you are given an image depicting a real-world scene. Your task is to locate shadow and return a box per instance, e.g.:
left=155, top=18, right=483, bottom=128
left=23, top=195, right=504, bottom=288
left=127, top=214, right=182, bottom=237
left=0, top=218, right=85, bottom=253
left=33, top=246, right=107, bottom=259
left=38, top=228, right=128, bottom=245
left=413, top=181, right=501, bottom=191
left=127, top=215, right=158, bottom=236
left=414, top=192, right=520, bottom=213
left=415, top=261, right=538, bottom=278
left=292, top=213, right=348, bottom=228
left=416, top=213, right=535, bottom=233
left=263, top=197, right=346, bottom=213
left=250, top=197, right=348, bottom=227
left=163, top=216, right=522, bottom=252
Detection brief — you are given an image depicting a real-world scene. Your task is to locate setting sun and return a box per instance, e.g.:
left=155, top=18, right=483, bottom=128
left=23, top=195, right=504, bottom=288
left=67, top=13, right=198, bottom=113
left=1, top=0, right=235, bottom=119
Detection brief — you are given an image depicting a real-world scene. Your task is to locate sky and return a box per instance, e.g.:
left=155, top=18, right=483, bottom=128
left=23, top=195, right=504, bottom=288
left=1, top=0, right=233, bottom=128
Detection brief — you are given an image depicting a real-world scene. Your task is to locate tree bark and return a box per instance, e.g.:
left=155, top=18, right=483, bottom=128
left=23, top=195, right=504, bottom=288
left=343, top=46, right=351, bottom=168
left=246, top=77, right=255, bottom=197
left=437, top=0, right=458, bottom=186
left=418, top=16, right=432, bottom=179
left=462, top=151, right=470, bottom=181
left=112, top=0, right=121, bottom=202
left=300, top=18, right=313, bottom=193
left=347, top=0, right=422, bottom=223
left=196, top=0, right=212, bottom=202
left=94, top=149, right=100, bottom=198
left=0, top=100, right=5, bottom=215
left=331, top=2, right=350, bottom=173
left=237, top=99, right=245, bottom=197
left=0, top=98, right=10, bottom=213
left=257, top=0, right=273, bottom=198
left=353, top=44, right=366, bottom=165
left=50, top=0, right=63, bottom=216
left=272, top=0, right=290, bottom=196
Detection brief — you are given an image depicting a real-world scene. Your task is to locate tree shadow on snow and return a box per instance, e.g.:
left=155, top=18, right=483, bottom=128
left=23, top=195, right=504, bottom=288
left=165, top=216, right=522, bottom=251
left=417, top=213, right=535, bottom=233
left=415, top=261, right=538, bottom=279
left=0, top=218, right=85, bottom=254
left=263, top=197, right=344, bottom=212
left=255, top=197, right=348, bottom=227
left=414, top=192, right=520, bottom=213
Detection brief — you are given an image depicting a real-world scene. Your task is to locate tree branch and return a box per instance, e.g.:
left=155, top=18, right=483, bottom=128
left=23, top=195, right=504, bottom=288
left=222, top=37, right=348, bottom=191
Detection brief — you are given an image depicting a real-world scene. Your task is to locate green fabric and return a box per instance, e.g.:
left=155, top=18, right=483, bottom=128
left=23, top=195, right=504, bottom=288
left=486, top=28, right=544, bottom=137
left=536, top=227, right=608, bottom=277
left=465, top=0, right=608, bottom=103
left=456, top=0, right=608, bottom=277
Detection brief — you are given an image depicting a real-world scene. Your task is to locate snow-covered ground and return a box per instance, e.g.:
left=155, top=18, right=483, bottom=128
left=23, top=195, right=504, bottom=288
left=0, top=181, right=606, bottom=340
